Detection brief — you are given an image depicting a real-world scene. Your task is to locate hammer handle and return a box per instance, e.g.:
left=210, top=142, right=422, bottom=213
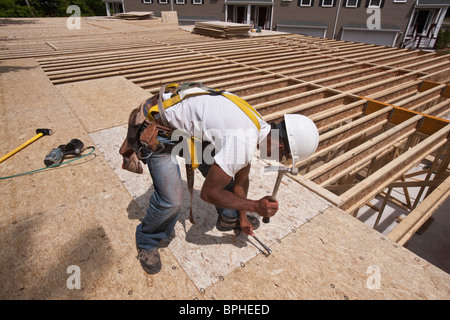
left=263, top=171, right=284, bottom=223
left=0, top=133, right=43, bottom=163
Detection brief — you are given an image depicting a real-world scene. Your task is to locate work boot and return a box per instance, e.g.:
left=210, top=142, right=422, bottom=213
left=137, top=248, right=162, bottom=274
left=216, top=214, right=260, bottom=232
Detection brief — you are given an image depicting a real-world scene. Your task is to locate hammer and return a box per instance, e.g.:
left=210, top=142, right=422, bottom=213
left=0, top=129, right=53, bottom=163
left=263, top=165, right=296, bottom=223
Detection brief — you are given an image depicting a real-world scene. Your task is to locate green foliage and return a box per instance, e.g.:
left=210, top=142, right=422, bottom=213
left=435, top=30, right=444, bottom=49
left=0, top=0, right=106, bottom=17
left=444, top=29, right=450, bottom=45
left=435, top=29, right=449, bottom=49
left=0, top=0, right=34, bottom=17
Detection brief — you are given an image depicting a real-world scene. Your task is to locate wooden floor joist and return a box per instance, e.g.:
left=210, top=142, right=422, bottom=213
left=387, top=175, right=450, bottom=246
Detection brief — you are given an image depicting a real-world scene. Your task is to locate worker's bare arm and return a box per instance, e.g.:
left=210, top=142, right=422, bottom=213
left=200, top=163, right=278, bottom=218
left=232, top=164, right=254, bottom=236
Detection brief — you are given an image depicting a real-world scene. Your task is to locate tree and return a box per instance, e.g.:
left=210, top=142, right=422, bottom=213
left=435, top=30, right=446, bottom=49
left=444, top=29, right=450, bottom=47
left=0, top=0, right=106, bottom=17
left=0, top=0, right=34, bottom=17
left=435, top=28, right=450, bottom=50
left=32, top=0, right=71, bottom=16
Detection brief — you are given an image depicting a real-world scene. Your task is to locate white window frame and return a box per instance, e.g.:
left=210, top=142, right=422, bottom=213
left=158, top=0, right=169, bottom=4
left=321, top=0, right=334, bottom=7
left=368, top=0, right=382, bottom=8
left=299, top=0, right=312, bottom=6
left=143, top=0, right=152, bottom=3
left=175, top=0, right=185, bottom=3
left=393, top=0, right=406, bottom=2
left=345, top=0, right=358, bottom=7
left=192, top=0, right=203, bottom=4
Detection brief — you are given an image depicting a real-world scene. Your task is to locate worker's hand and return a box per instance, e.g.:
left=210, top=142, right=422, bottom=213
left=239, top=214, right=255, bottom=237
left=254, top=196, right=279, bottom=219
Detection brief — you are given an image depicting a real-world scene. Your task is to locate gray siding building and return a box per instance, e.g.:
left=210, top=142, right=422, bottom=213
left=104, top=0, right=449, bottom=48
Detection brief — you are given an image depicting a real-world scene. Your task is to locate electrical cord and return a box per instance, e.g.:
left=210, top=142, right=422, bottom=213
left=0, top=146, right=96, bottom=180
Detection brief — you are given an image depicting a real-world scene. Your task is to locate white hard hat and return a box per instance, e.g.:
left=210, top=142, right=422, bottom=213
left=284, top=114, right=319, bottom=174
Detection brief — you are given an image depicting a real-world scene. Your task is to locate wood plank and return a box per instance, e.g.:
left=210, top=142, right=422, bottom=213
left=192, top=21, right=252, bottom=38
left=362, top=98, right=450, bottom=136
left=387, top=175, right=450, bottom=246
left=302, top=115, right=423, bottom=184
left=261, top=92, right=351, bottom=121
left=425, top=100, right=450, bottom=117
left=339, top=126, right=450, bottom=213
left=316, top=106, right=392, bottom=153
left=310, top=99, right=367, bottom=130
left=418, top=80, right=446, bottom=93
left=350, top=75, right=420, bottom=98
left=388, top=180, right=444, bottom=188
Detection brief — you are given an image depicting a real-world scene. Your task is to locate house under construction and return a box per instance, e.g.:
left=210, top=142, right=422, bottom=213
left=0, top=15, right=449, bottom=299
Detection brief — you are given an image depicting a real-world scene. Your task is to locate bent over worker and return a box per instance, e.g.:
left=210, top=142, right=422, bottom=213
left=120, top=82, right=318, bottom=274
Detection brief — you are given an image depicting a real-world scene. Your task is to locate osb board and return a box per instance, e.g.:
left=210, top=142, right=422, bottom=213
left=0, top=187, right=200, bottom=299
left=0, top=61, right=199, bottom=299
left=0, top=60, right=119, bottom=228
left=56, top=76, right=151, bottom=133
left=161, top=11, right=178, bottom=24
left=90, top=125, right=331, bottom=291
left=0, top=58, right=62, bottom=115
left=204, top=205, right=450, bottom=300
left=0, top=57, right=85, bottom=153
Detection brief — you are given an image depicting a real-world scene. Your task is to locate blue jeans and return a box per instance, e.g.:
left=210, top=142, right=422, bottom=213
left=135, top=138, right=238, bottom=251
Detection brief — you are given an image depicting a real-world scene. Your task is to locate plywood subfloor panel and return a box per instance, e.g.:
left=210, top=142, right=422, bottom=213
left=204, top=205, right=450, bottom=300
left=0, top=58, right=59, bottom=113
left=0, top=187, right=200, bottom=299
left=90, top=125, right=331, bottom=290
left=0, top=59, right=119, bottom=227
left=56, top=76, right=151, bottom=133
left=0, top=60, right=199, bottom=299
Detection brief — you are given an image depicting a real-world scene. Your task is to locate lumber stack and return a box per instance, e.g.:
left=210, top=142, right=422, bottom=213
left=192, top=21, right=252, bottom=38
left=113, top=11, right=155, bottom=20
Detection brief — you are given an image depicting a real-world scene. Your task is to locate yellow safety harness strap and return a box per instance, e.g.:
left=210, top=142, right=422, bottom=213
left=147, top=91, right=262, bottom=130
left=146, top=91, right=212, bottom=123
left=146, top=88, right=262, bottom=170
left=221, top=93, right=262, bottom=131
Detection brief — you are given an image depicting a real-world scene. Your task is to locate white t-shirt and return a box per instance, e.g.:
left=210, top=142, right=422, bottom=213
left=164, top=92, right=271, bottom=177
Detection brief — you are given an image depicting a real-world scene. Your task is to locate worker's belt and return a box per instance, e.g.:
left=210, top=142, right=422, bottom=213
left=138, top=126, right=211, bottom=160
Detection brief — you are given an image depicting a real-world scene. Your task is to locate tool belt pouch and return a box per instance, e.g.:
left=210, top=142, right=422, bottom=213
left=139, top=121, right=162, bottom=153
left=119, top=145, right=143, bottom=174
left=119, top=98, right=171, bottom=174
left=119, top=106, right=145, bottom=174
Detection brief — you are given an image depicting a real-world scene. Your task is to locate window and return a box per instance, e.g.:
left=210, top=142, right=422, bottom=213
left=142, top=0, right=152, bottom=3
left=299, top=0, right=312, bottom=6
left=192, top=0, right=203, bottom=4
left=321, top=0, right=334, bottom=7
left=345, top=0, right=358, bottom=7
left=175, top=0, right=185, bottom=3
left=158, top=0, right=168, bottom=4
left=393, top=0, right=406, bottom=2
left=367, top=0, right=382, bottom=7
